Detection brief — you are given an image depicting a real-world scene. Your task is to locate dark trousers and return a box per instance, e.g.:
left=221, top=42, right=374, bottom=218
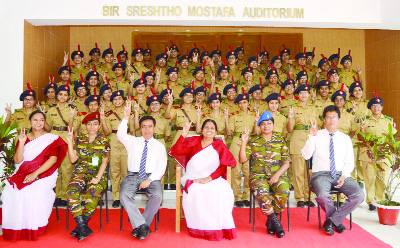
left=120, top=172, right=163, bottom=229
left=311, top=171, right=364, bottom=226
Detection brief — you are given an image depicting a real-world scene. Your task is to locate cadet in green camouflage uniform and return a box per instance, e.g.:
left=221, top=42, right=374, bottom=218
left=239, top=111, right=290, bottom=238
left=66, top=111, right=110, bottom=241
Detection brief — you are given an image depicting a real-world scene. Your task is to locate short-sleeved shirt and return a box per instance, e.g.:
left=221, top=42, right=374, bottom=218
left=74, top=134, right=110, bottom=172
left=10, top=108, right=33, bottom=130
left=338, top=69, right=359, bottom=87
left=246, top=133, right=290, bottom=176
left=200, top=111, right=227, bottom=135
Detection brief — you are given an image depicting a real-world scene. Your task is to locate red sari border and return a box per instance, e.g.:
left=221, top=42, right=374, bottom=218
left=2, top=225, right=47, bottom=241
left=188, top=228, right=237, bottom=241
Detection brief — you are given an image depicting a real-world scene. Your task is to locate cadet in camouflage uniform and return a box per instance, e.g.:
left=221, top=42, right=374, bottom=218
left=239, top=111, right=290, bottom=238
left=5, top=85, right=37, bottom=131
left=66, top=111, right=110, bottom=241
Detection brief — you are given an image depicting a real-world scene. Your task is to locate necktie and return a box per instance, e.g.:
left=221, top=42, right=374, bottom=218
left=329, top=133, right=336, bottom=179
left=139, top=140, right=149, bottom=179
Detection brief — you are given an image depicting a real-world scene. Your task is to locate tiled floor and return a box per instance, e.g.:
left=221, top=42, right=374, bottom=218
left=1, top=189, right=399, bottom=247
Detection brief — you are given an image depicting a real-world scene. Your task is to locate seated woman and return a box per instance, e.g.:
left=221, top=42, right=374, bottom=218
left=239, top=111, right=290, bottom=238
left=2, top=110, right=67, bottom=241
left=66, top=111, right=110, bottom=241
left=169, top=119, right=237, bottom=241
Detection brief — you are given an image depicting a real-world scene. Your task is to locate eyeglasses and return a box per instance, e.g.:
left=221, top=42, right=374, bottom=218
left=371, top=105, right=382, bottom=108
left=299, top=92, right=309, bottom=95
left=196, top=73, right=205, bottom=76
left=77, top=88, right=87, bottom=92
left=325, top=116, right=338, bottom=121
left=334, top=98, right=345, bottom=102
left=196, top=93, right=205, bottom=97
left=344, top=61, right=352, bottom=64
left=159, top=59, right=166, bottom=62
left=150, top=102, right=160, bottom=106
left=253, top=92, right=262, bottom=95
left=227, top=91, right=236, bottom=94
left=269, top=76, right=278, bottom=79
left=184, top=94, right=194, bottom=98
left=181, top=62, right=189, bottom=64
left=285, top=85, right=294, bottom=89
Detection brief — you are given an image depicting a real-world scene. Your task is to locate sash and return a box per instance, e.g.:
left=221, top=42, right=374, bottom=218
left=7, top=134, right=68, bottom=190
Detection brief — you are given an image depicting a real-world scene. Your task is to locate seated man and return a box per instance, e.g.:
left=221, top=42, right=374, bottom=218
left=117, top=100, right=167, bottom=240
left=302, top=105, right=364, bottom=235
left=239, top=111, right=290, bottom=238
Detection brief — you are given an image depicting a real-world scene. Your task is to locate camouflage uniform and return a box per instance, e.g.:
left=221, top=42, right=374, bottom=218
left=246, top=133, right=290, bottom=215
left=66, top=134, right=110, bottom=218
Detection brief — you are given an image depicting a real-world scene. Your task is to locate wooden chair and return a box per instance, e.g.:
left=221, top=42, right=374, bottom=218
left=175, top=135, right=231, bottom=232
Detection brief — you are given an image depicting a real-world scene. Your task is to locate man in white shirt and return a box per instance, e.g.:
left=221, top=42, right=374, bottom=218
left=118, top=100, right=167, bottom=240
left=302, top=105, right=364, bottom=236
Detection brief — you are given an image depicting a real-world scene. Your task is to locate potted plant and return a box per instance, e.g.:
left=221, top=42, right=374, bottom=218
left=356, top=123, right=400, bottom=225
left=0, top=116, right=18, bottom=224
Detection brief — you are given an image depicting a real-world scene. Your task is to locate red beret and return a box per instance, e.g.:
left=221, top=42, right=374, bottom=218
left=82, top=111, right=100, bottom=124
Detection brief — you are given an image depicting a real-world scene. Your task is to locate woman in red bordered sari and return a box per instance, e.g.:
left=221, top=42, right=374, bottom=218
left=169, top=119, right=237, bottom=241
left=2, top=110, right=67, bottom=241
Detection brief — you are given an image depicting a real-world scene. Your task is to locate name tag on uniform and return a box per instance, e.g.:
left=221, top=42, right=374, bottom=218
left=92, top=156, right=99, bottom=167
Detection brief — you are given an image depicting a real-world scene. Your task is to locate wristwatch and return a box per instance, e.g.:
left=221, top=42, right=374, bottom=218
left=147, top=177, right=153, bottom=182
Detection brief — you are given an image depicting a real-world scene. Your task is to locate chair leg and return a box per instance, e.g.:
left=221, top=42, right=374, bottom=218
left=287, top=197, right=290, bottom=232
left=350, top=213, right=352, bottom=230
left=66, top=202, right=69, bottom=231
left=106, top=189, right=109, bottom=223
left=120, top=206, right=123, bottom=232
left=100, top=194, right=103, bottom=231
left=252, top=194, right=256, bottom=233
left=318, top=204, right=321, bottom=230
left=106, top=166, right=110, bottom=223
left=307, top=188, right=312, bottom=222
left=55, top=203, right=60, bottom=222
left=249, top=192, right=252, bottom=223
left=155, top=211, right=159, bottom=232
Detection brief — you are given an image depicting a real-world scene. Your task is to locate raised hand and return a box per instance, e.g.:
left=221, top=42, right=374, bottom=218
left=196, top=105, right=202, bottom=118
left=38, top=105, right=46, bottom=114
left=208, top=58, right=214, bottom=68
left=133, top=101, right=140, bottom=113
left=288, top=106, right=294, bottom=119
left=288, top=66, right=293, bottom=76
left=357, top=65, right=362, bottom=75
left=210, top=73, right=215, bottom=84
left=166, top=48, right=172, bottom=57
left=315, top=69, right=321, bottom=78
left=100, top=73, right=107, bottom=82
left=311, top=90, right=317, bottom=103
left=69, top=107, right=75, bottom=119
left=100, top=106, right=105, bottom=120
left=83, top=58, right=88, bottom=67
left=241, top=127, right=250, bottom=143
left=5, top=103, right=12, bottom=115
left=223, top=107, right=229, bottom=120
left=254, top=109, right=260, bottom=122
left=156, top=68, right=162, bottom=79
left=68, top=97, right=75, bottom=105
left=124, top=100, right=132, bottom=119
left=182, top=120, right=193, bottom=138
left=309, top=118, right=318, bottom=136
left=193, top=53, right=199, bottom=64
left=360, top=117, right=366, bottom=131
left=63, top=51, right=69, bottom=63
left=351, top=100, right=358, bottom=112
left=257, top=54, right=262, bottom=64
left=66, top=126, right=74, bottom=144
left=18, top=127, right=27, bottom=144
left=129, top=73, right=135, bottom=83
left=167, top=91, right=174, bottom=104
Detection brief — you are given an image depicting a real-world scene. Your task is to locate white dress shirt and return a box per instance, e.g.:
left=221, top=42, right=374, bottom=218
left=301, top=129, right=354, bottom=178
left=117, top=119, right=167, bottom=181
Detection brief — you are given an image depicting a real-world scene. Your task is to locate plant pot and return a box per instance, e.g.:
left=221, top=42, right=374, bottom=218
left=374, top=201, right=400, bottom=225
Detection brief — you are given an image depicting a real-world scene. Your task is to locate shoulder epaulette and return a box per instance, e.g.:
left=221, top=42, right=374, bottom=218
left=105, top=110, right=114, bottom=117
left=202, top=113, right=210, bottom=118
left=384, top=115, right=393, bottom=121
left=229, top=110, right=240, bottom=117
left=365, top=116, right=371, bottom=119
left=173, top=105, right=181, bottom=109
left=68, top=104, right=77, bottom=109
left=77, top=112, right=87, bottom=116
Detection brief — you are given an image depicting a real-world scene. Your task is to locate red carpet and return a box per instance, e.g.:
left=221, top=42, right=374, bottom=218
left=0, top=207, right=390, bottom=248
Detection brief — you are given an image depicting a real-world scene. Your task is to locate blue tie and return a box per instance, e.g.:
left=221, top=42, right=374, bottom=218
left=139, top=140, right=149, bottom=179
left=329, top=133, right=336, bottom=179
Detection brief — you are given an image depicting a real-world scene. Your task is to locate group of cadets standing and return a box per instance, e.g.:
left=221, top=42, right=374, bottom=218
left=6, top=41, right=395, bottom=211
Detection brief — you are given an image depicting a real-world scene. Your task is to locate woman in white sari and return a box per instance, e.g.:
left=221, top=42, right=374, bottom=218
left=2, top=110, right=68, bottom=241
left=169, top=119, right=237, bottom=241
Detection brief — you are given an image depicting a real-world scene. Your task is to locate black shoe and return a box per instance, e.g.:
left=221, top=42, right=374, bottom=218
left=164, top=184, right=170, bottom=190
left=322, top=218, right=334, bottom=236
left=73, top=215, right=93, bottom=241
left=368, top=204, right=376, bottom=211
left=334, top=223, right=346, bottom=233
left=268, top=213, right=285, bottom=238
left=358, top=182, right=364, bottom=189
left=306, top=201, right=316, bottom=207
left=290, top=184, right=294, bottom=191
left=334, top=201, right=338, bottom=208
left=54, top=198, right=61, bottom=207
left=170, top=184, right=176, bottom=190
left=131, top=228, right=141, bottom=238
left=338, top=202, right=344, bottom=207
left=243, top=200, right=250, bottom=207
left=297, top=201, right=305, bottom=208
left=112, top=200, right=120, bottom=208
left=60, top=200, right=68, bottom=207
left=138, top=224, right=152, bottom=240
left=70, top=226, right=80, bottom=238
left=235, top=201, right=244, bottom=207
left=265, top=218, right=275, bottom=235
left=81, top=215, right=93, bottom=239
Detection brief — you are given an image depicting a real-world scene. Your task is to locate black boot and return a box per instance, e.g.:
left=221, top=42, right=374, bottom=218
left=70, top=226, right=80, bottom=238
left=73, top=215, right=92, bottom=241
left=73, top=216, right=85, bottom=241
left=82, top=215, right=94, bottom=237
left=265, top=216, right=275, bottom=235
left=269, top=213, right=285, bottom=238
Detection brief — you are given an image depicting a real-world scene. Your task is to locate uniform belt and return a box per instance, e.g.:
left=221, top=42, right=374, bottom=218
left=112, top=130, right=118, bottom=133
left=234, top=132, right=242, bottom=138
left=294, top=125, right=311, bottom=130
left=176, top=127, right=196, bottom=131
left=52, top=126, right=68, bottom=131
left=153, top=134, right=164, bottom=139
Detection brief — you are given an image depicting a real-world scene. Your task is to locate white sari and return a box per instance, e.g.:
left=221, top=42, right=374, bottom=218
left=2, top=133, right=67, bottom=241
